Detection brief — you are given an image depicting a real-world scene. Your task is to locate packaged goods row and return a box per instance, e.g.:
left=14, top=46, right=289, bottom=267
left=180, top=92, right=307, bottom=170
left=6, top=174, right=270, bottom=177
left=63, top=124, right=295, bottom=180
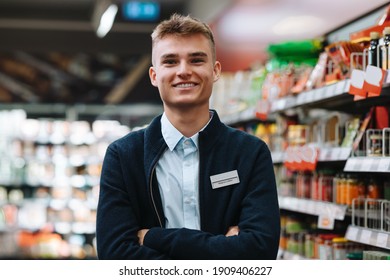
left=0, top=109, right=132, bottom=259
left=279, top=214, right=390, bottom=260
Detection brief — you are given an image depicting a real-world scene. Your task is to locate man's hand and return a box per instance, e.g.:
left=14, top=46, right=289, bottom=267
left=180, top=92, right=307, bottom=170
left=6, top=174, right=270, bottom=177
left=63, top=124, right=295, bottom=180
left=225, top=226, right=240, bottom=237
left=137, top=229, right=149, bottom=245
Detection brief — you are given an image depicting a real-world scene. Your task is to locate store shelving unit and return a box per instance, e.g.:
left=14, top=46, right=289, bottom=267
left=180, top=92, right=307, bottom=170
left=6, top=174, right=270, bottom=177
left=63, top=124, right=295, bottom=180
left=222, top=70, right=390, bottom=260
left=0, top=110, right=139, bottom=259
left=344, top=157, right=390, bottom=172
left=278, top=197, right=348, bottom=221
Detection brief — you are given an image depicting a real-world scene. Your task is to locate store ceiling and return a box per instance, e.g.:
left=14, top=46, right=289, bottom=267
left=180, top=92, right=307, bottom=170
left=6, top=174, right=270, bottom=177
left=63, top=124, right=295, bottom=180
left=0, top=0, right=388, bottom=55
left=0, top=0, right=389, bottom=111
left=0, top=0, right=232, bottom=55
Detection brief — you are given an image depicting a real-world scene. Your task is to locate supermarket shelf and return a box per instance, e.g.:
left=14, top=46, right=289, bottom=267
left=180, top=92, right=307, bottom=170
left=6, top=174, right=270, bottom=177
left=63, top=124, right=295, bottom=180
left=344, top=157, right=390, bottom=173
left=345, top=225, right=390, bottom=250
left=220, top=107, right=260, bottom=125
left=270, top=80, right=351, bottom=113
left=271, top=74, right=390, bottom=115
left=278, top=196, right=348, bottom=221
left=272, top=147, right=351, bottom=164
left=0, top=103, right=163, bottom=119
left=271, top=151, right=285, bottom=163
left=0, top=221, right=96, bottom=235
left=318, top=147, right=351, bottom=161
left=221, top=81, right=354, bottom=125
left=222, top=76, right=390, bottom=126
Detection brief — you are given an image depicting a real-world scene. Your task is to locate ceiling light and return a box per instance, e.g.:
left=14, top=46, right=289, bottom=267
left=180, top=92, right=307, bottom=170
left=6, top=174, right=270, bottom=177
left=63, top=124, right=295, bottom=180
left=92, top=0, right=119, bottom=38
left=96, top=4, right=118, bottom=38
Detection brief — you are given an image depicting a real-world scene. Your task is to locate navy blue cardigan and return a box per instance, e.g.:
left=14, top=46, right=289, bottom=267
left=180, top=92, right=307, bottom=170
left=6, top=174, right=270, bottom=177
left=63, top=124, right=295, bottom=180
left=96, top=110, right=280, bottom=259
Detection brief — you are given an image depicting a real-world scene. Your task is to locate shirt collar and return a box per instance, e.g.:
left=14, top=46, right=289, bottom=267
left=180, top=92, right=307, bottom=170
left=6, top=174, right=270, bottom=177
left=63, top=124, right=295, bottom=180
left=161, top=111, right=214, bottom=151
left=161, top=113, right=183, bottom=151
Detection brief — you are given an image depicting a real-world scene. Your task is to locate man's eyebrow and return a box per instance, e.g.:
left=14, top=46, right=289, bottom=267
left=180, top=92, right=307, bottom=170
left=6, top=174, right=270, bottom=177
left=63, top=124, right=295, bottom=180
left=189, top=52, right=208, bottom=57
left=160, top=53, right=178, bottom=59
left=160, top=52, right=208, bottom=60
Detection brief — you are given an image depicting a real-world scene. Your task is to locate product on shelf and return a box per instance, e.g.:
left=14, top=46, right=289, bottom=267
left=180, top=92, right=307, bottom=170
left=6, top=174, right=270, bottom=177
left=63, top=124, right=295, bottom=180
left=383, top=27, right=390, bottom=70
left=341, top=117, right=361, bottom=147
left=325, top=41, right=366, bottom=79
left=363, top=250, right=390, bottom=260
left=279, top=214, right=373, bottom=260
left=368, top=31, right=382, bottom=68
left=0, top=109, right=132, bottom=259
left=350, top=4, right=390, bottom=43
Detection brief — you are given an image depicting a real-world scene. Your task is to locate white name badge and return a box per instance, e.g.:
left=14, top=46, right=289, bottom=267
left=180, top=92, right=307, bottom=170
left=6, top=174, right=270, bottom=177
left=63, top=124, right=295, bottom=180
left=210, top=170, right=240, bottom=189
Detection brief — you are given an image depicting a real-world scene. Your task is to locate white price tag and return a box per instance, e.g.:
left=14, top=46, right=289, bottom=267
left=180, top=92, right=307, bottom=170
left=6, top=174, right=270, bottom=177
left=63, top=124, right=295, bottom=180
left=287, top=97, right=296, bottom=108
left=346, top=226, right=359, bottom=241
left=325, top=84, right=335, bottom=98
left=318, top=214, right=335, bottom=230
left=276, top=99, right=287, bottom=110
left=369, top=158, right=380, bottom=171
left=360, top=229, right=372, bottom=244
left=378, top=158, right=390, bottom=172
left=385, top=70, right=390, bottom=84
left=278, top=196, right=286, bottom=208
left=306, top=92, right=315, bottom=103
left=344, top=158, right=356, bottom=171
left=296, top=93, right=305, bottom=105
left=339, top=147, right=351, bottom=160
left=354, top=158, right=363, bottom=171
left=300, top=199, right=308, bottom=213
left=362, top=158, right=374, bottom=171
left=319, top=148, right=328, bottom=161
left=335, top=80, right=346, bottom=95
left=289, top=197, right=298, bottom=211
left=333, top=205, right=348, bottom=220
left=376, top=232, right=389, bottom=248
left=314, top=88, right=325, bottom=100
left=241, top=108, right=253, bottom=120
left=324, top=149, right=332, bottom=161
left=350, top=69, right=365, bottom=90
left=345, top=79, right=351, bottom=89
left=331, top=148, right=340, bottom=161
left=307, top=200, right=316, bottom=214
left=364, top=65, right=385, bottom=94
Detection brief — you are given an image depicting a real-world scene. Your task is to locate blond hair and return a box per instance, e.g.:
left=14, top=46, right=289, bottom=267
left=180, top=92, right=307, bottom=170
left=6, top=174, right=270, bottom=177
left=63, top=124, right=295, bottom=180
left=151, top=13, right=216, bottom=61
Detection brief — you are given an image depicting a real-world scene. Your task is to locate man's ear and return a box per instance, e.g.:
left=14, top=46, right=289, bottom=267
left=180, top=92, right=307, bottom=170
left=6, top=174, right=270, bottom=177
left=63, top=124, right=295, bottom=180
left=213, top=61, right=222, bottom=82
left=149, top=66, right=158, bottom=87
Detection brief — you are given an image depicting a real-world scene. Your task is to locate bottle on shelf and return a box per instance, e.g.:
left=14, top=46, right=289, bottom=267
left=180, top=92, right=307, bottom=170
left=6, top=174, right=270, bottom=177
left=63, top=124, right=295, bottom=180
left=382, top=26, right=390, bottom=70
left=368, top=31, right=382, bottom=68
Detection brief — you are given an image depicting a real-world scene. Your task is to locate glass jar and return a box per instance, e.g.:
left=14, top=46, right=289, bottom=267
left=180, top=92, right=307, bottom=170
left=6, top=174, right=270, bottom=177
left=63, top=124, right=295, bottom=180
left=332, top=237, right=349, bottom=260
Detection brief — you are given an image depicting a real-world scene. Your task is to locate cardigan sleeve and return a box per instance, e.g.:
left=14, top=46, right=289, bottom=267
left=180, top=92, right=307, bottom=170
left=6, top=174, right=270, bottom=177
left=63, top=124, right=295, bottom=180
left=96, top=143, right=170, bottom=260
left=143, top=142, right=280, bottom=259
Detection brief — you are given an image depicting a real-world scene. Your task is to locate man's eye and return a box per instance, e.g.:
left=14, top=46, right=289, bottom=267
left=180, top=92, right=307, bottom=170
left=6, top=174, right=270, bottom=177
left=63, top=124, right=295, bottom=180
left=163, top=60, right=176, bottom=65
left=192, top=58, right=205, bottom=63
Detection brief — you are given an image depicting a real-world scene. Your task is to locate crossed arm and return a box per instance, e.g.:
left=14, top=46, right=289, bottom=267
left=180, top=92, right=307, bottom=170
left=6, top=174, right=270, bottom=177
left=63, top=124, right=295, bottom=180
left=137, top=226, right=240, bottom=246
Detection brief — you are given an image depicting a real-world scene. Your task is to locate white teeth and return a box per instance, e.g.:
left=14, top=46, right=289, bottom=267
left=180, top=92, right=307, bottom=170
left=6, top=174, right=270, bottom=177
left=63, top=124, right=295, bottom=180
left=175, top=83, right=195, bottom=88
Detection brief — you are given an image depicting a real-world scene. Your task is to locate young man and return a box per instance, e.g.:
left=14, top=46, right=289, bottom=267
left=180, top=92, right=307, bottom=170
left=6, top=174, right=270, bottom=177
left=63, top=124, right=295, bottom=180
left=96, top=13, right=280, bottom=260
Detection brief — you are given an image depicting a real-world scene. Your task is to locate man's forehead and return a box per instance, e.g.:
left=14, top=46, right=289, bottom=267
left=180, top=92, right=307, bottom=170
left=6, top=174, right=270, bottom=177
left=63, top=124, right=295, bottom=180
left=152, top=34, right=213, bottom=63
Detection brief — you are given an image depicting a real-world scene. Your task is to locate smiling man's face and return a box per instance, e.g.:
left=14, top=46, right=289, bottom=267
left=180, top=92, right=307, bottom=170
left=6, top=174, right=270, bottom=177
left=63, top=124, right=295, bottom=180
left=149, top=33, right=221, bottom=111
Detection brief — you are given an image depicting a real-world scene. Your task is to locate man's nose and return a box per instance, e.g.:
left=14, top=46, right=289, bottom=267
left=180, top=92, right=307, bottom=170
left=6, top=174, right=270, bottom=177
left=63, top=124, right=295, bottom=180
left=177, top=61, right=192, bottom=77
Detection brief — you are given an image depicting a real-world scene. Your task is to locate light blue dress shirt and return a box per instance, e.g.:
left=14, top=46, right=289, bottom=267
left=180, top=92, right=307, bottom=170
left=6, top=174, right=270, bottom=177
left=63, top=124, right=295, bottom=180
left=157, top=112, right=212, bottom=229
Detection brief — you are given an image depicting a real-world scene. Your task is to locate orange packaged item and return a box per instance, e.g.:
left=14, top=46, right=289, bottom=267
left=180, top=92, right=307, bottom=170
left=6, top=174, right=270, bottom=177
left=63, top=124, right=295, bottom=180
left=350, top=4, right=390, bottom=43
